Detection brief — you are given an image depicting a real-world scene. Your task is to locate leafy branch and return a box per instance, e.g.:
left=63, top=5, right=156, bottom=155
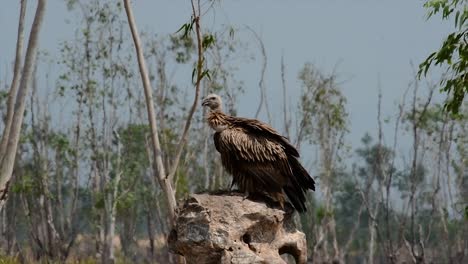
left=418, top=0, right=468, bottom=116
left=167, top=0, right=215, bottom=183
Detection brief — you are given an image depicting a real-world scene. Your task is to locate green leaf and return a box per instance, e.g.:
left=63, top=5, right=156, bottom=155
left=176, top=23, right=188, bottom=34
left=202, top=34, right=215, bottom=50
left=201, top=69, right=211, bottom=81
left=191, top=68, right=197, bottom=83
left=175, top=20, right=195, bottom=39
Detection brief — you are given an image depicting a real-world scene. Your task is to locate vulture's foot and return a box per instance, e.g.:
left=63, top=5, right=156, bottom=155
left=271, top=192, right=285, bottom=211
left=241, top=191, right=250, bottom=201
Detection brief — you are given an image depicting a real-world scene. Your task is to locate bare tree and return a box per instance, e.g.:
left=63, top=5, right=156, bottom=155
left=405, top=77, right=434, bottom=264
left=0, top=0, right=47, bottom=211
left=296, top=63, right=348, bottom=262
left=0, top=0, right=27, bottom=163
left=123, top=0, right=210, bottom=226
left=12, top=64, right=82, bottom=261
left=123, top=0, right=177, bottom=225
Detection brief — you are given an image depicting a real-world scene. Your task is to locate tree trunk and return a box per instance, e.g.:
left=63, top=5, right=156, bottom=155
left=109, top=212, right=116, bottom=263
left=122, top=0, right=177, bottom=224
left=146, top=208, right=156, bottom=259
left=0, top=0, right=47, bottom=211
left=0, top=0, right=27, bottom=162
left=368, top=220, right=377, bottom=264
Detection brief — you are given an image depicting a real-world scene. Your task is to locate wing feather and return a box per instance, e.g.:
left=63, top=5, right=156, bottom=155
left=219, top=128, right=287, bottom=162
left=213, top=115, right=314, bottom=212
left=229, top=117, right=299, bottom=157
left=214, top=127, right=291, bottom=192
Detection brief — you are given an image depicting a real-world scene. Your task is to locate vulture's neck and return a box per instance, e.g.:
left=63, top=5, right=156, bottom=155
left=207, top=109, right=229, bottom=132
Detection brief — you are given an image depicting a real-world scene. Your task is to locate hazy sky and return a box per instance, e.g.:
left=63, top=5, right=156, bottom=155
left=0, top=0, right=452, bottom=156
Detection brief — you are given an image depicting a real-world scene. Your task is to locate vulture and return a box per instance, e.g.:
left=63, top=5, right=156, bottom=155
left=202, top=93, right=315, bottom=212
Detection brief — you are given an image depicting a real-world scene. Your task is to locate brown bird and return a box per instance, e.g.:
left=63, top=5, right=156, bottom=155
left=202, top=93, right=315, bottom=212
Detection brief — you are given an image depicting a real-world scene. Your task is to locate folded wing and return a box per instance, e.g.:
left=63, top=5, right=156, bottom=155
left=214, top=117, right=315, bottom=212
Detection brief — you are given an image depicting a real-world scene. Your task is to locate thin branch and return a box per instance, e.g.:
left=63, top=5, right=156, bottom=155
left=385, top=84, right=409, bottom=263
left=167, top=0, right=203, bottom=183
left=408, top=69, right=433, bottom=263
left=69, top=92, right=83, bottom=234
left=281, top=53, right=290, bottom=138
left=247, top=27, right=271, bottom=123
left=342, top=203, right=365, bottom=256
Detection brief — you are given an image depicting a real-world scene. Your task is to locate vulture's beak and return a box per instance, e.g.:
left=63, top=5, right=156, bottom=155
left=201, top=98, right=209, bottom=107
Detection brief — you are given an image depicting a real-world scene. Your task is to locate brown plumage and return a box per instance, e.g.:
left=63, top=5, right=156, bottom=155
left=202, top=94, right=315, bottom=212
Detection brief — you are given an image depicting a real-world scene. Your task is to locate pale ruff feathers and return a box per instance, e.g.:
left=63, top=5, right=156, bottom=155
left=213, top=124, right=228, bottom=132
left=207, top=112, right=229, bottom=132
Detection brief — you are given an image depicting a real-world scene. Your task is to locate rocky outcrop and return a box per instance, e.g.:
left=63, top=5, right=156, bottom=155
left=168, top=193, right=307, bottom=264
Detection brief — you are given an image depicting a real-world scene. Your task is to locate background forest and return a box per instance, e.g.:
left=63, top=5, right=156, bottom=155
left=0, top=0, right=467, bottom=263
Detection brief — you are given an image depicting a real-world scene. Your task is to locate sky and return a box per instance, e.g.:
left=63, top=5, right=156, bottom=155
left=0, top=0, right=453, bottom=160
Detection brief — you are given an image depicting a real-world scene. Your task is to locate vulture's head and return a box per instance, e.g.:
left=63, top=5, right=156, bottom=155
left=201, top=93, right=222, bottom=111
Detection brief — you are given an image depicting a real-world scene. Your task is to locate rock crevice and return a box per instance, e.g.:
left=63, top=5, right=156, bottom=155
left=168, top=193, right=307, bottom=264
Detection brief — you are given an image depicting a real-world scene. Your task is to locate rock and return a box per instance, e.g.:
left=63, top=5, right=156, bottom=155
left=168, top=193, right=307, bottom=264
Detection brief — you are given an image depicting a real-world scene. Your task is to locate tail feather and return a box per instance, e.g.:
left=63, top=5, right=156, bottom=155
left=288, top=156, right=315, bottom=191
left=284, top=156, right=315, bottom=212
left=284, top=186, right=307, bottom=213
